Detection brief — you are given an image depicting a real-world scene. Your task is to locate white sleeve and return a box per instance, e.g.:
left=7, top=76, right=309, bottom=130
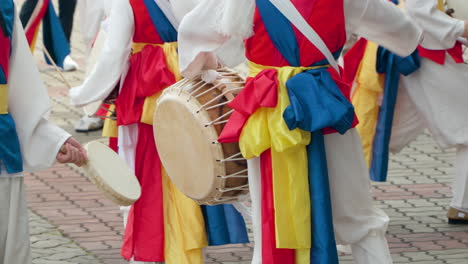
left=69, top=0, right=133, bottom=107
left=344, top=0, right=423, bottom=57
left=8, top=15, right=70, bottom=172
left=178, top=0, right=254, bottom=78
left=406, top=0, right=465, bottom=49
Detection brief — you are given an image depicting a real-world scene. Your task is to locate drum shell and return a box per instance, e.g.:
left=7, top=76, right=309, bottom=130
left=153, top=71, right=248, bottom=205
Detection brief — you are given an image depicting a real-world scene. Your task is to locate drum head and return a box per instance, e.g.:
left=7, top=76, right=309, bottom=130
left=153, top=88, right=225, bottom=202
left=83, top=141, right=141, bottom=206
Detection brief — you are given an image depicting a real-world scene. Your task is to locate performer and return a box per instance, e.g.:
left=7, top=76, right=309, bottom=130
left=346, top=0, right=468, bottom=225
left=70, top=0, right=248, bottom=263
left=19, top=0, right=78, bottom=71
left=177, top=0, right=423, bottom=263
left=0, top=2, right=86, bottom=263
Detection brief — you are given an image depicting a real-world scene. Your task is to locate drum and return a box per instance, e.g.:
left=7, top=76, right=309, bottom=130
left=446, top=0, right=468, bottom=20
left=82, top=141, right=141, bottom=206
left=153, top=69, right=248, bottom=205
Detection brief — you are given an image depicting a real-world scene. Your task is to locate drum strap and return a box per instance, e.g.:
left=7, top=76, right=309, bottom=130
left=267, top=0, right=341, bottom=74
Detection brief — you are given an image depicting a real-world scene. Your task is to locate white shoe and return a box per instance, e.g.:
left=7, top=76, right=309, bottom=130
left=74, top=116, right=104, bottom=132
left=62, top=55, right=79, bottom=72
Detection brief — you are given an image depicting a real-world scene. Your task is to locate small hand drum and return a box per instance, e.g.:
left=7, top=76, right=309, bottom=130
left=153, top=69, right=248, bottom=205
left=82, top=141, right=141, bottom=206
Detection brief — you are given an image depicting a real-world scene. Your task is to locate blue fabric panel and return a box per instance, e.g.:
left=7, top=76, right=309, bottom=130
left=42, top=2, right=70, bottom=68
left=370, top=48, right=420, bottom=182
left=0, top=0, right=14, bottom=37
left=0, top=67, right=6, bottom=84
left=201, top=204, right=249, bottom=246
left=255, top=0, right=301, bottom=66
left=283, top=69, right=354, bottom=134
left=142, top=0, right=177, bottom=43
left=283, top=68, right=355, bottom=263
left=307, top=131, right=339, bottom=264
left=0, top=114, right=23, bottom=174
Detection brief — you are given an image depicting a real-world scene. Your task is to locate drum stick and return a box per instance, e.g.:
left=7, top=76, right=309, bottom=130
left=41, top=45, right=73, bottom=89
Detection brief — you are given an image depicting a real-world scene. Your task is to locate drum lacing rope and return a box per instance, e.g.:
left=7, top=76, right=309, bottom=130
left=204, top=100, right=231, bottom=111
left=205, top=109, right=234, bottom=126
left=216, top=152, right=246, bottom=162
left=217, top=168, right=249, bottom=179
left=197, top=87, right=243, bottom=114
left=93, top=105, right=116, bottom=120
left=175, top=78, right=195, bottom=96
left=216, top=184, right=250, bottom=193
left=192, top=82, right=223, bottom=101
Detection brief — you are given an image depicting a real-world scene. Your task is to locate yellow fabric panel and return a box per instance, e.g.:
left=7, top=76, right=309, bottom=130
left=136, top=42, right=181, bottom=125
left=0, top=85, right=8, bottom=114
left=437, top=0, right=445, bottom=11
left=29, top=25, right=41, bottom=52
left=102, top=104, right=118, bottom=138
left=141, top=91, right=163, bottom=125
left=295, top=248, right=311, bottom=264
left=351, top=42, right=385, bottom=166
left=239, top=61, right=312, bottom=249
left=162, top=168, right=207, bottom=264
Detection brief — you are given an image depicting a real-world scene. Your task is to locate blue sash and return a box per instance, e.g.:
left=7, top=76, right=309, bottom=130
left=256, top=0, right=346, bottom=262
left=370, top=48, right=420, bottom=182
left=142, top=0, right=177, bottom=43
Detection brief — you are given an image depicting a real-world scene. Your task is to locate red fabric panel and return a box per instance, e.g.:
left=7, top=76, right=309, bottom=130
left=121, top=123, right=165, bottom=262
left=245, top=0, right=346, bottom=67
left=218, top=69, right=279, bottom=143
left=260, top=150, right=295, bottom=263
left=0, top=30, right=10, bottom=80
left=116, top=45, right=176, bottom=125
left=343, top=38, right=368, bottom=85
left=129, top=0, right=164, bottom=44
left=108, top=137, right=118, bottom=152
left=418, top=42, right=464, bottom=65
left=25, top=0, right=50, bottom=45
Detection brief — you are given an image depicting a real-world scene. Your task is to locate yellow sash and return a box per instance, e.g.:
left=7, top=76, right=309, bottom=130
left=351, top=42, right=385, bottom=165
left=241, top=61, right=317, bottom=262
left=437, top=0, right=445, bottom=12
left=0, top=85, right=8, bottom=114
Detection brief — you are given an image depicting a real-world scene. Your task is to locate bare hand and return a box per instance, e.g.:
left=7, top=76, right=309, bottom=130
left=56, top=138, right=87, bottom=167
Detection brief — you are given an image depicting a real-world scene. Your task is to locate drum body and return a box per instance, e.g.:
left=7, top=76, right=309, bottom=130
left=446, top=0, right=468, bottom=20
left=82, top=141, right=141, bottom=206
left=153, top=69, right=248, bottom=205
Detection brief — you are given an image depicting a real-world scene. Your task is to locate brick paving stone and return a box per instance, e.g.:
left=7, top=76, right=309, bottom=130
left=19, top=0, right=468, bottom=263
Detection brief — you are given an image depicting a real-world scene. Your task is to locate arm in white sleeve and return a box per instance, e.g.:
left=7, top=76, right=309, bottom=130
left=344, top=0, right=423, bottom=57
left=406, top=0, right=465, bottom=49
left=8, top=15, right=70, bottom=172
left=69, top=0, right=133, bottom=107
left=178, top=0, right=254, bottom=78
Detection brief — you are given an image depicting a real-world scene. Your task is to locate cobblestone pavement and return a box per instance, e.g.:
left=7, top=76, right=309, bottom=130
left=21, top=2, right=468, bottom=263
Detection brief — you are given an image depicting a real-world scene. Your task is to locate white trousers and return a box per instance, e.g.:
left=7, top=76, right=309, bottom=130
left=247, top=129, right=393, bottom=264
left=0, top=177, right=32, bottom=264
left=390, top=79, right=468, bottom=210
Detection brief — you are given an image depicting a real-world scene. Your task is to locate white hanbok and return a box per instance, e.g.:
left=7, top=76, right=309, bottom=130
left=177, top=0, right=422, bottom=263
left=0, top=14, right=70, bottom=264
left=390, top=0, right=468, bottom=210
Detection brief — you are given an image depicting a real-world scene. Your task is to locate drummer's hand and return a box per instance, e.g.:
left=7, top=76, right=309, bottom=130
left=56, top=138, right=87, bottom=167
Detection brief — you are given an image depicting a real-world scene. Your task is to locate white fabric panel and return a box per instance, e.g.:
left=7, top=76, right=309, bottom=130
left=454, top=146, right=468, bottom=209
left=69, top=0, right=134, bottom=107
left=247, top=157, right=262, bottom=264
left=406, top=0, right=465, bottom=50
left=8, top=15, right=69, bottom=174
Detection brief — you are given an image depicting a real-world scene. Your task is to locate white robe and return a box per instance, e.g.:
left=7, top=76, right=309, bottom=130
left=176, top=1, right=422, bottom=264
left=390, top=0, right=468, bottom=210
left=1, top=14, right=70, bottom=178
left=69, top=0, right=200, bottom=107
